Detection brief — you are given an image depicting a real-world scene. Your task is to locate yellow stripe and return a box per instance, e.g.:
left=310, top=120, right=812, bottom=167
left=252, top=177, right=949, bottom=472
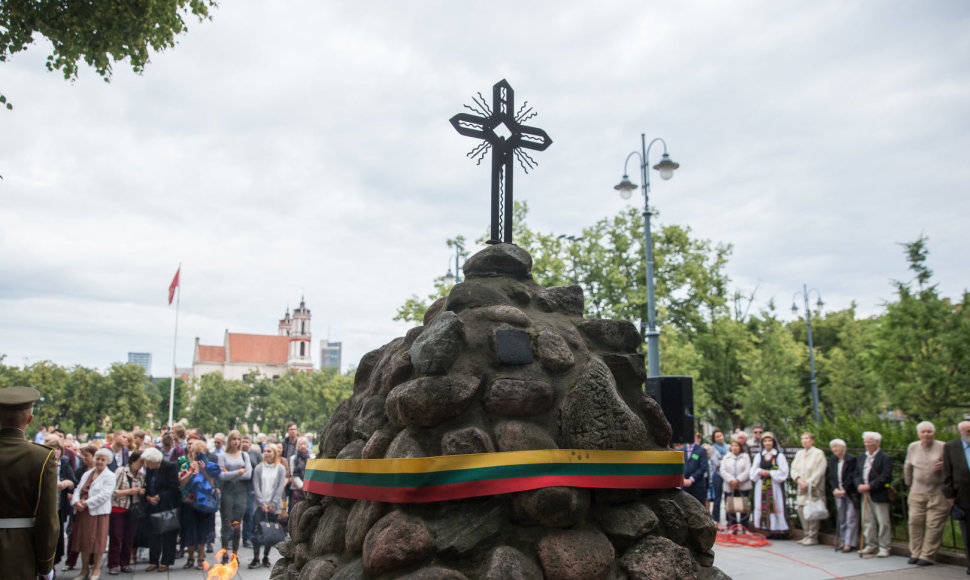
left=35, top=448, right=54, bottom=516
left=307, top=449, right=682, bottom=474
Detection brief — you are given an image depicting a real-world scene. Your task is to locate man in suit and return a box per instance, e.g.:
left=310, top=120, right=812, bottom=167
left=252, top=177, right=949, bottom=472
left=0, top=386, right=59, bottom=580
left=942, top=420, right=970, bottom=575
left=829, top=438, right=860, bottom=552
left=682, top=432, right=710, bottom=506
left=856, top=431, right=894, bottom=557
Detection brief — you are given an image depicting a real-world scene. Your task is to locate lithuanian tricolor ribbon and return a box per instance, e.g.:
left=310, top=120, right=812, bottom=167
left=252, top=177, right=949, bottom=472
left=302, top=449, right=683, bottom=503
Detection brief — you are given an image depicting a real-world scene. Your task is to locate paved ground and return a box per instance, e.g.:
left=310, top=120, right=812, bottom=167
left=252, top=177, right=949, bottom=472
left=714, top=538, right=969, bottom=580
left=53, top=536, right=968, bottom=579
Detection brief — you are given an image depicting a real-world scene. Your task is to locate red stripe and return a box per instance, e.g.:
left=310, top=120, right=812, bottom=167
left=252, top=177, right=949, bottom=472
left=303, top=474, right=683, bottom=503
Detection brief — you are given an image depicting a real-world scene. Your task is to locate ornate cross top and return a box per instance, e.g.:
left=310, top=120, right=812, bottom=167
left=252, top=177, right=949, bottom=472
left=450, top=79, right=552, bottom=245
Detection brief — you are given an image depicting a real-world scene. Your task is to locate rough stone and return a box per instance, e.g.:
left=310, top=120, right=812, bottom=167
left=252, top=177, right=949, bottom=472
left=512, top=487, right=589, bottom=528
left=287, top=500, right=311, bottom=543
left=361, top=428, right=396, bottom=459
left=559, top=357, right=650, bottom=450
left=696, top=566, right=732, bottom=580
left=330, top=559, right=365, bottom=580
left=286, top=562, right=300, bottom=580
left=484, top=378, right=554, bottom=417
left=410, top=311, right=466, bottom=376
left=536, top=528, right=614, bottom=580
left=536, top=285, right=584, bottom=316
left=577, top=319, right=642, bottom=353
left=386, top=375, right=481, bottom=428
left=592, top=488, right=641, bottom=505
left=462, top=243, right=533, bottom=279
left=295, top=542, right=313, bottom=568
left=378, top=355, right=414, bottom=397
left=319, top=400, right=353, bottom=458
left=596, top=502, right=659, bottom=551
left=362, top=512, right=433, bottom=576
left=619, top=535, right=698, bottom=580
left=642, top=496, right=688, bottom=546
left=310, top=504, right=348, bottom=556
left=351, top=395, right=387, bottom=439
left=424, top=296, right=447, bottom=325
left=692, top=548, right=716, bottom=567
left=446, top=282, right=512, bottom=312
left=477, top=304, right=531, bottom=326
left=385, top=428, right=426, bottom=459
left=481, top=546, right=544, bottom=580
left=336, top=439, right=365, bottom=460
left=494, top=421, right=558, bottom=452
left=294, top=503, right=325, bottom=545
left=671, top=491, right=717, bottom=552
left=536, top=330, right=575, bottom=373
left=637, top=392, right=672, bottom=448
left=494, top=328, right=534, bottom=365
left=276, top=539, right=295, bottom=559
left=441, top=427, right=495, bottom=455
left=434, top=499, right=505, bottom=559
left=345, top=500, right=386, bottom=556
left=298, top=556, right=337, bottom=580
left=397, top=568, right=470, bottom=580
left=270, top=558, right=288, bottom=580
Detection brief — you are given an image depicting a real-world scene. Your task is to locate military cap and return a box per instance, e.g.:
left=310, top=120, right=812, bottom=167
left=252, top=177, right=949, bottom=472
left=0, top=386, right=41, bottom=410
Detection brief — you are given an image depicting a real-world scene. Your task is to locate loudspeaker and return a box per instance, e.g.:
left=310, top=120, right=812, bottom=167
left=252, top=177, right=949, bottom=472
left=644, top=375, right=694, bottom=445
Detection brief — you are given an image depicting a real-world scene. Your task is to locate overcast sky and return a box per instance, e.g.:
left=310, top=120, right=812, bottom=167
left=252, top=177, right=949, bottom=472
left=1, top=1, right=967, bottom=377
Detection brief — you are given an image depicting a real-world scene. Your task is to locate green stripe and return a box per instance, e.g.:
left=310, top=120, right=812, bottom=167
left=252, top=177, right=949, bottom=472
left=305, top=461, right=683, bottom=488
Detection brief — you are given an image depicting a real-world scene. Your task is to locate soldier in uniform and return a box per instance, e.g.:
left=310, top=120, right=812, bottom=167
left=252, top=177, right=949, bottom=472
left=0, top=386, right=59, bottom=579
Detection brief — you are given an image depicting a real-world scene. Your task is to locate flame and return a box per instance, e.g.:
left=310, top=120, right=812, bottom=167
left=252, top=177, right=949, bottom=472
left=206, top=549, right=238, bottom=580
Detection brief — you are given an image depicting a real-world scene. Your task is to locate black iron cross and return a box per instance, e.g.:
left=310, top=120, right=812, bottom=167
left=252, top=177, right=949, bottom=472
left=450, top=79, right=552, bottom=244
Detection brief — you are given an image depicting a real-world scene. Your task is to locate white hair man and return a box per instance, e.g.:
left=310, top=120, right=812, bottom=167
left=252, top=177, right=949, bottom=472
left=856, top=431, right=894, bottom=557
left=828, top=438, right=860, bottom=552
left=943, top=422, right=970, bottom=575
left=903, top=421, right=947, bottom=566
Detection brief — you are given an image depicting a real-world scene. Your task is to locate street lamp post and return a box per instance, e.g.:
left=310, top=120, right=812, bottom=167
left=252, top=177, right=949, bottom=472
left=614, top=134, right=679, bottom=378
left=792, top=284, right=824, bottom=421
left=558, top=234, right=583, bottom=285
left=446, top=239, right=464, bottom=284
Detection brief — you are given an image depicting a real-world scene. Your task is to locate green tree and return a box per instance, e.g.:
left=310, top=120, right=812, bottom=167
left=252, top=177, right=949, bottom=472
left=261, top=369, right=353, bottom=435
left=815, top=307, right=884, bottom=417
left=739, top=309, right=804, bottom=430
left=0, top=0, right=216, bottom=109
left=102, top=362, right=153, bottom=432
left=187, top=372, right=251, bottom=434
left=874, top=236, right=970, bottom=422
left=147, top=377, right=188, bottom=427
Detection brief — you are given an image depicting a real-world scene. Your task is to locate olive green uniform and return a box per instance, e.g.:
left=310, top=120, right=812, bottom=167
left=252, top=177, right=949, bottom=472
left=0, top=427, right=59, bottom=579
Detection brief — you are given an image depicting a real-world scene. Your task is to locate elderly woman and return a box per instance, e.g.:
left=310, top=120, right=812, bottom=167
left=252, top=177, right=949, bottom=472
left=750, top=432, right=790, bottom=537
left=829, top=438, right=860, bottom=552
left=143, top=446, right=181, bottom=572
left=70, top=447, right=115, bottom=580
left=791, top=432, right=827, bottom=545
left=107, top=449, right=146, bottom=574
left=178, top=440, right=217, bottom=570
left=720, top=439, right=753, bottom=530
left=63, top=445, right=96, bottom=573
left=289, top=436, right=311, bottom=506
left=250, top=445, right=287, bottom=569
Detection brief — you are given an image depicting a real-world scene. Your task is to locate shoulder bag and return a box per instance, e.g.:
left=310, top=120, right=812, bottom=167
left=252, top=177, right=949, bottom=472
left=802, top=482, right=829, bottom=521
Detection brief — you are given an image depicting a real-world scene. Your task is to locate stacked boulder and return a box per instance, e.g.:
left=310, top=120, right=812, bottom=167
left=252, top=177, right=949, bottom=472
left=277, top=244, right=730, bottom=580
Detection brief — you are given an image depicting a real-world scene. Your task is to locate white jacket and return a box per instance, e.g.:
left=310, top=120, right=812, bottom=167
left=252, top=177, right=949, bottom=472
left=72, top=467, right=116, bottom=516
left=719, top=451, right=753, bottom=492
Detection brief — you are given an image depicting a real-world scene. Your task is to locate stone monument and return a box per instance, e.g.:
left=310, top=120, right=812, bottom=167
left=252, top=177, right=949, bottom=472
left=275, top=244, right=730, bottom=580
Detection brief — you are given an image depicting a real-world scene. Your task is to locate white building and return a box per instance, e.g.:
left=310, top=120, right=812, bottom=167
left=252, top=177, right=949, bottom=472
left=192, top=297, right=314, bottom=381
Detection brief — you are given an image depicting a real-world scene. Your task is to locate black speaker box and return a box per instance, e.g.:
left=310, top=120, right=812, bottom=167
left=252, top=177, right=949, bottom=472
left=644, top=375, right=694, bottom=445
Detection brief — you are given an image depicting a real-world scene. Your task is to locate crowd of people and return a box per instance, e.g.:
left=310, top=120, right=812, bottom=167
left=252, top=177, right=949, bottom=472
left=681, top=421, right=967, bottom=569
left=35, top=421, right=313, bottom=576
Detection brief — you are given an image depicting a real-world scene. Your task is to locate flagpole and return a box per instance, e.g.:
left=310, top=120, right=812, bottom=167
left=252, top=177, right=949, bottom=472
left=168, top=263, right=181, bottom=428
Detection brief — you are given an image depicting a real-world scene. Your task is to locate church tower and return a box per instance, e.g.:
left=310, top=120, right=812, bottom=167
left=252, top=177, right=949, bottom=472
left=287, top=297, right=313, bottom=371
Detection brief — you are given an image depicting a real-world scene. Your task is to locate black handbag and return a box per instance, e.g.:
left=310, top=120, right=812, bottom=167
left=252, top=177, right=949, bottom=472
left=257, top=520, right=287, bottom=545
left=149, top=508, right=180, bottom=534
left=126, top=474, right=146, bottom=521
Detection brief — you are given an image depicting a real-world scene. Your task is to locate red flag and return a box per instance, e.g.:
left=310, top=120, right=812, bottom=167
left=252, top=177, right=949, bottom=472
left=168, top=267, right=180, bottom=305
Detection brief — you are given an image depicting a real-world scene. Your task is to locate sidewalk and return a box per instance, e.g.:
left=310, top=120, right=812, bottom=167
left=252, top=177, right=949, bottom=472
left=57, top=554, right=274, bottom=580
left=714, top=539, right=969, bottom=580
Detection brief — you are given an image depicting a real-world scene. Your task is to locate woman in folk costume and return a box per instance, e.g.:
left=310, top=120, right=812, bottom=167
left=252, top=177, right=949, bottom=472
left=790, top=432, right=828, bottom=545
left=749, top=432, right=790, bottom=536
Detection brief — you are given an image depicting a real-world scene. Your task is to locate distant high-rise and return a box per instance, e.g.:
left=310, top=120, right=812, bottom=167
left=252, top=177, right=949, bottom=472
left=128, top=352, right=152, bottom=375
left=320, top=341, right=342, bottom=371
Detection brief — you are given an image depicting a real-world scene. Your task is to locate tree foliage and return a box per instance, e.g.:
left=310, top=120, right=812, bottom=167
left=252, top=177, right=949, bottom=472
left=0, top=0, right=216, bottom=108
